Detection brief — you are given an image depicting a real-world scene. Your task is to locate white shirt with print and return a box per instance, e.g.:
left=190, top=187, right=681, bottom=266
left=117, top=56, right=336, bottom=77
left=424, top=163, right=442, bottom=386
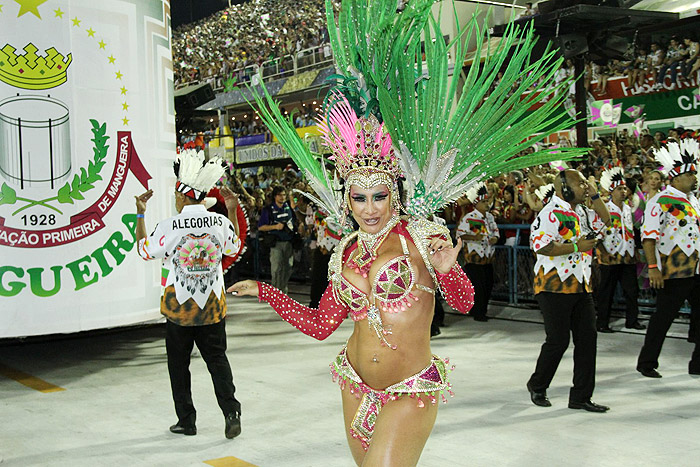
left=602, top=200, right=635, bottom=257
left=530, top=194, right=604, bottom=285
left=138, top=204, right=240, bottom=308
left=641, top=186, right=700, bottom=272
left=456, top=209, right=499, bottom=259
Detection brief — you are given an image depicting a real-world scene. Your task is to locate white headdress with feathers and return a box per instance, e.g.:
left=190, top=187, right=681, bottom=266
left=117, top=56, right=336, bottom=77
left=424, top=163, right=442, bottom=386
left=534, top=183, right=555, bottom=203
left=600, top=166, right=626, bottom=192
left=465, top=181, right=489, bottom=204
left=174, top=149, right=226, bottom=200
left=653, top=139, right=700, bottom=178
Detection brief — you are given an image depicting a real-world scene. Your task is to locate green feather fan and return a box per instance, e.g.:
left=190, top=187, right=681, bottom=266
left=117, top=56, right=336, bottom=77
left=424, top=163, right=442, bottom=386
left=329, top=0, right=587, bottom=217
left=249, top=0, right=588, bottom=220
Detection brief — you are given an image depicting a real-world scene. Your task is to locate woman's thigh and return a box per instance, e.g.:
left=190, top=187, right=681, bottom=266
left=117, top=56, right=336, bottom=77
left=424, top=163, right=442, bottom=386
left=341, top=386, right=366, bottom=466
left=362, top=395, right=438, bottom=467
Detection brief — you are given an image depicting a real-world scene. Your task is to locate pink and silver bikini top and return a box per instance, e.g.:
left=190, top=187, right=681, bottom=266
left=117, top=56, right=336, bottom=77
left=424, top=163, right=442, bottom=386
left=333, top=230, right=435, bottom=321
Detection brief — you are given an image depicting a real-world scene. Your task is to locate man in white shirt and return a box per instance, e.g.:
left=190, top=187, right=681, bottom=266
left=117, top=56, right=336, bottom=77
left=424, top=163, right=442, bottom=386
left=637, top=140, right=700, bottom=377
left=595, top=167, right=644, bottom=332
left=527, top=170, right=611, bottom=412
left=135, top=150, right=244, bottom=438
left=456, top=182, right=499, bottom=322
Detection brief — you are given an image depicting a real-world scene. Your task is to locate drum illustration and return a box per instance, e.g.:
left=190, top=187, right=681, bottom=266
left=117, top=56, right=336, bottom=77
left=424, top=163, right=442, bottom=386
left=0, top=94, right=72, bottom=189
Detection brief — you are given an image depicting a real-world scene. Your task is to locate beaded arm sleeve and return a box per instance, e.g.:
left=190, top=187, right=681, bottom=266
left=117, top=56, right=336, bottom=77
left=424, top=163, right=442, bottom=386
left=436, top=264, right=475, bottom=314
left=258, top=282, right=349, bottom=340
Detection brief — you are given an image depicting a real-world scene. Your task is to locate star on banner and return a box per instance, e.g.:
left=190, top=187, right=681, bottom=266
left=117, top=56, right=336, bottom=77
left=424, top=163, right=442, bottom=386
left=72, top=16, right=80, bottom=26
left=120, top=86, right=127, bottom=95
left=122, top=102, right=129, bottom=111
left=108, top=55, right=116, bottom=64
left=115, top=71, right=123, bottom=80
left=122, top=117, right=129, bottom=126
left=98, top=40, right=106, bottom=49
left=86, top=27, right=95, bottom=37
left=15, top=0, right=47, bottom=18
left=54, top=7, right=63, bottom=18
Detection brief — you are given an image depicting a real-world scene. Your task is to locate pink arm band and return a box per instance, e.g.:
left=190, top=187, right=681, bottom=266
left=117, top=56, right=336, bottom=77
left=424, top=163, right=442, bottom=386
left=258, top=281, right=349, bottom=340
left=436, top=264, right=474, bottom=314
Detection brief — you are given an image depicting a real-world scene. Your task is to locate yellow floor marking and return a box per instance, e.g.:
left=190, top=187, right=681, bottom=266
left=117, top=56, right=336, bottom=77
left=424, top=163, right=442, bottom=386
left=204, top=456, right=258, bottom=467
left=0, top=362, right=65, bottom=393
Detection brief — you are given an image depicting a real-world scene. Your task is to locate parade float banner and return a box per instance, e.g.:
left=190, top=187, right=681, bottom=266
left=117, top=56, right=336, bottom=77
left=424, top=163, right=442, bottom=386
left=0, top=0, right=175, bottom=337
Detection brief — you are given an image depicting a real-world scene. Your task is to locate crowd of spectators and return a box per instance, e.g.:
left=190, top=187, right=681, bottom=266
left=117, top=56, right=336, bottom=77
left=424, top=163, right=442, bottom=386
left=588, top=36, right=700, bottom=95
left=226, top=165, right=317, bottom=281
left=221, top=125, right=700, bottom=293
left=514, top=3, right=700, bottom=96
left=172, top=0, right=335, bottom=88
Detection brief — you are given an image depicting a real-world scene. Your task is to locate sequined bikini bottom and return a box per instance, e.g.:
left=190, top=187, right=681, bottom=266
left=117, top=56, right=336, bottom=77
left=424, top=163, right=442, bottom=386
left=330, top=346, right=454, bottom=451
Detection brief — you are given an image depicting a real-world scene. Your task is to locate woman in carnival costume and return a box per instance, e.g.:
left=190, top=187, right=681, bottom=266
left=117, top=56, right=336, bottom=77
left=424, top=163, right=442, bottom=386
left=229, top=0, right=586, bottom=463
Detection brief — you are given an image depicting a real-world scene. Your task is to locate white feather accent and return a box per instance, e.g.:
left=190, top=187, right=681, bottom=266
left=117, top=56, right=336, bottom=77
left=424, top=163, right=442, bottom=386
left=297, top=162, right=347, bottom=231
left=535, top=183, right=555, bottom=202
left=177, top=149, right=226, bottom=193
left=398, top=141, right=480, bottom=217
left=600, top=167, right=625, bottom=192
left=653, top=139, right=700, bottom=175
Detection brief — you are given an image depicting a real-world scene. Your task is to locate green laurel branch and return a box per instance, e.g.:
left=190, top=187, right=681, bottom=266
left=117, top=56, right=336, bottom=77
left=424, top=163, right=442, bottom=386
left=57, top=120, right=109, bottom=204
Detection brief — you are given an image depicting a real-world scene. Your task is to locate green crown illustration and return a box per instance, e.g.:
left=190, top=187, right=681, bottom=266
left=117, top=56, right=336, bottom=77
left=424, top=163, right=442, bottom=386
left=0, top=43, right=72, bottom=90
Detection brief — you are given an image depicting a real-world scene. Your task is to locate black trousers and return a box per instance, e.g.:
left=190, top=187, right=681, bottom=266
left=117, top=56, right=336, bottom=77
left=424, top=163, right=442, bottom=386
left=595, top=263, right=639, bottom=328
left=309, top=247, right=332, bottom=309
left=166, top=319, right=240, bottom=426
left=637, top=276, right=700, bottom=371
left=528, top=292, right=598, bottom=403
left=462, top=263, right=494, bottom=319
left=431, top=291, right=446, bottom=335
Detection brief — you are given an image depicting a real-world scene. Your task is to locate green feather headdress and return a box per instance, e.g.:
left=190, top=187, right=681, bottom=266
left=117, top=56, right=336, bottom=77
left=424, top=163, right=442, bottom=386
left=248, top=0, right=586, bottom=223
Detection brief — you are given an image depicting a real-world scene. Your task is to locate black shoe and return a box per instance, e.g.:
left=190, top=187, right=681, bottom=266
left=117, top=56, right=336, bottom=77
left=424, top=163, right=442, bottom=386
left=169, top=423, right=196, bottom=436
left=637, top=367, right=662, bottom=378
left=430, top=327, right=441, bottom=337
left=473, top=315, right=489, bottom=322
left=597, top=326, right=614, bottom=333
left=625, top=322, right=646, bottom=330
left=689, top=363, right=700, bottom=376
left=568, top=400, right=610, bottom=413
left=527, top=382, right=551, bottom=407
left=225, top=412, right=241, bottom=439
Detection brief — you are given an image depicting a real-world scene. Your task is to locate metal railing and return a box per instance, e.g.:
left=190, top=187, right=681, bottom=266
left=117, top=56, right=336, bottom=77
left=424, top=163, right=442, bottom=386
left=487, top=224, right=676, bottom=314
left=232, top=222, right=690, bottom=315
left=215, top=45, right=334, bottom=92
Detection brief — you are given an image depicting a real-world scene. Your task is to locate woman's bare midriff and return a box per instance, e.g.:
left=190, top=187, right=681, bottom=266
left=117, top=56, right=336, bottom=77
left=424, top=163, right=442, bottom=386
left=343, top=233, right=436, bottom=389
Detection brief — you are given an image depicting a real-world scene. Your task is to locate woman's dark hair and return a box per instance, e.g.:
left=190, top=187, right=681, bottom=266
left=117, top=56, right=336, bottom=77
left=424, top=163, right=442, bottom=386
left=503, top=184, right=515, bottom=201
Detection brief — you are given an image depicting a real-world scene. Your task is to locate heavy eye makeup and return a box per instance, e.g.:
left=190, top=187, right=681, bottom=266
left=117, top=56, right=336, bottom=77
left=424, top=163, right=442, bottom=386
left=350, top=190, right=389, bottom=203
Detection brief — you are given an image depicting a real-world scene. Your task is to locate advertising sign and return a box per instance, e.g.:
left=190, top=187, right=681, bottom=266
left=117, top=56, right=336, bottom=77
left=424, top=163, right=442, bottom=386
left=0, top=0, right=175, bottom=337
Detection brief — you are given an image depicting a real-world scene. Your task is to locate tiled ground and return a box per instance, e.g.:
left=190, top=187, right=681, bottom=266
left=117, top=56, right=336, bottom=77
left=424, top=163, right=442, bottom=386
left=1, top=292, right=699, bottom=467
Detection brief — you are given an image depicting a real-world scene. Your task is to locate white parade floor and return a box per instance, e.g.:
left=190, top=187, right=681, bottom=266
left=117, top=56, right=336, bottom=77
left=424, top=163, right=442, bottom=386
left=1, top=288, right=699, bottom=467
